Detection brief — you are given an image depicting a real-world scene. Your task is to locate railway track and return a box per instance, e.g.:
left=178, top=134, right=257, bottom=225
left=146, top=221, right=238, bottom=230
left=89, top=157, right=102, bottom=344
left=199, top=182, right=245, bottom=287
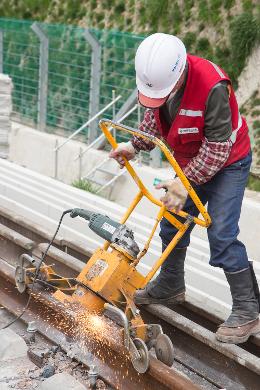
left=0, top=306, right=111, bottom=390
left=0, top=207, right=259, bottom=390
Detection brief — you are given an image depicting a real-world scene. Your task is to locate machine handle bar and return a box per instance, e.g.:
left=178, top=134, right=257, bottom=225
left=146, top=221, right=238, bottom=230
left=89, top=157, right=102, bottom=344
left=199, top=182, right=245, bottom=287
left=99, top=119, right=211, bottom=228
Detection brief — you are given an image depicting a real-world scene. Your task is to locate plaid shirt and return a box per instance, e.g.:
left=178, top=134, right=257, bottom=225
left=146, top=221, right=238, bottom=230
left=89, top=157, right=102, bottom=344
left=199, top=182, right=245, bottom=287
left=131, top=109, right=232, bottom=185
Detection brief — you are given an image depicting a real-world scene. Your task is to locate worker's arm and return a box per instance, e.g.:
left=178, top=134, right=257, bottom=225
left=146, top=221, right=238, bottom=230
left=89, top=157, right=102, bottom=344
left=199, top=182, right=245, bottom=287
left=109, top=109, right=159, bottom=167
left=156, top=82, right=233, bottom=210
left=131, top=109, right=159, bottom=152
left=183, top=138, right=232, bottom=184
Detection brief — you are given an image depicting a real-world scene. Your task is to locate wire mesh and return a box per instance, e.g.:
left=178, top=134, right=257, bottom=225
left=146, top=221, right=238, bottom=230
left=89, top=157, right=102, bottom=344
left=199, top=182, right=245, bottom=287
left=0, top=18, right=160, bottom=166
left=92, top=28, right=144, bottom=135
left=0, top=18, right=146, bottom=138
left=0, top=19, right=39, bottom=123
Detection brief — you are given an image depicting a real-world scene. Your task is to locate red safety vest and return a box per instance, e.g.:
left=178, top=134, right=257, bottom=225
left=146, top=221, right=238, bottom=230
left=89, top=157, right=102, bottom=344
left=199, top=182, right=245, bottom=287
left=154, top=54, right=250, bottom=168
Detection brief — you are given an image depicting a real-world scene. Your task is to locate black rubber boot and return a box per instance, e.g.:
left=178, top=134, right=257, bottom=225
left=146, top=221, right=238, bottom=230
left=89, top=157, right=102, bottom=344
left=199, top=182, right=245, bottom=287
left=216, top=267, right=260, bottom=343
left=249, top=261, right=260, bottom=312
left=134, top=247, right=186, bottom=305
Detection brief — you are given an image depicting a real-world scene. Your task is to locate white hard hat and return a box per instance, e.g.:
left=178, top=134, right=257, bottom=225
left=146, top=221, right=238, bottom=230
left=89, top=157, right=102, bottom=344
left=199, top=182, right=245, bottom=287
left=135, top=33, right=187, bottom=108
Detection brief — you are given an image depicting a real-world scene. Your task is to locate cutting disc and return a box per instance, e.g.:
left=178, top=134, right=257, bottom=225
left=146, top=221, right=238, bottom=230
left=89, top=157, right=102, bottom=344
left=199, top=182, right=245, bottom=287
left=155, top=333, right=174, bottom=367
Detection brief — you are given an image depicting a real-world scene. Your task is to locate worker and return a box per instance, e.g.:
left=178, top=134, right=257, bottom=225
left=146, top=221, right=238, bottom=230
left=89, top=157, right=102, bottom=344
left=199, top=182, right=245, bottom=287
left=109, top=33, right=260, bottom=344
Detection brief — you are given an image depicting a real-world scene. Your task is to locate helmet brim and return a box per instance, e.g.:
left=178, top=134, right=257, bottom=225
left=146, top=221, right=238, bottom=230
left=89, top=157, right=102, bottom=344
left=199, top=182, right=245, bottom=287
left=138, top=91, right=169, bottom=109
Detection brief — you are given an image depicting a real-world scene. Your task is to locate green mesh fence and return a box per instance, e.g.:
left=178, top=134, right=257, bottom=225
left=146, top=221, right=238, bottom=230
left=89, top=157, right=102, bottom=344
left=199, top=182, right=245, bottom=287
left=0, top=19, right=39, bottom=123
left=0, top=18, right=144, bottom=140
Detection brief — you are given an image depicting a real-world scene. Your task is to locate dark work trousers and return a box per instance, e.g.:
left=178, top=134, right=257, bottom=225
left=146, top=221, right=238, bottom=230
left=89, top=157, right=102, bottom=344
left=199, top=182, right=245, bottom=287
left=159, top=151, right=252, bottom=273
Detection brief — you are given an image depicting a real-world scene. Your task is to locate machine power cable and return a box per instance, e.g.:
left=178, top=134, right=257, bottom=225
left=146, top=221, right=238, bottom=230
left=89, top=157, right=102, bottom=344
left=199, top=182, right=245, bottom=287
left=1, top=208, right=73, bottom=330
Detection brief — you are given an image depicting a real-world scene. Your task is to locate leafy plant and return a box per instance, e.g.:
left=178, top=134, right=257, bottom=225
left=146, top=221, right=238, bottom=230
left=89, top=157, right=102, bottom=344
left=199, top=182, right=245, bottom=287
left=240, top=105, right=248, bottom=115
left=224, top=0, right=235, bottom=10
left=196, top=37, right=213, bottom=59
left=242, top=0, right=253, bottom=13
left=209, top=0, right=222, bottom=25
left=170, top=1, right=183, bottom=34
left=198, top=0, right=209, bottom=23
left=183, top=0, right=194, bottom=21
left=247, top=174, right=260, bottom=192
left=183, top=32, right=197, bottom=51
left=251, top=98, right=260, bottom=107
left=252, top=110, right=260, bottom=117
left=72, top=179, right=98, bottom=194
left=144, top=0, right=169, bottom=31
left=253, top=120, right=260, bottom=130
left=230, top=13, right=260, bottom=81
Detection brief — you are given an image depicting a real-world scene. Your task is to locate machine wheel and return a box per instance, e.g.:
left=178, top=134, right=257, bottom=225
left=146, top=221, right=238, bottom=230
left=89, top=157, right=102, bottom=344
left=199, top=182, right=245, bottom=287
left=130, top=338, right=149, bottom=374
left=155, top=334, right=174, bottom=367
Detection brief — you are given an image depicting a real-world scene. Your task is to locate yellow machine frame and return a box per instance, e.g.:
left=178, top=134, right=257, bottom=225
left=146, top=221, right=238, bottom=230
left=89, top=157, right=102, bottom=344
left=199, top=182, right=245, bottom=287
left=17, top=119, right=211, bottom=372
left=55, top=120, right=211, bottom=339
left=98, top=119, right=211, bottom=286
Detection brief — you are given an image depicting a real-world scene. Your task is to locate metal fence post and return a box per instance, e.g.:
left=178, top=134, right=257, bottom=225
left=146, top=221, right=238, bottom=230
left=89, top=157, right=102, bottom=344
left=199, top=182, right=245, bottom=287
left=54, top=139, right=59, bottom=179
left=112, top=89, right=116, bottom=139
left=0, top=30, right=3, bottom=74
left=79, top=147, right=82, bottom=180
left=84, top=29, right=101, bottom=143
left=31, top=22, right=49, bottom=132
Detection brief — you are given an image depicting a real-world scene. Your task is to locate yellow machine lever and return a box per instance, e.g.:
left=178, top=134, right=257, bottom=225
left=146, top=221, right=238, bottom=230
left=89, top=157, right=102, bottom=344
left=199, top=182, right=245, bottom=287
left=99, top=119, right=211, bottom=288
left=99, top=119, right=211, bottom=227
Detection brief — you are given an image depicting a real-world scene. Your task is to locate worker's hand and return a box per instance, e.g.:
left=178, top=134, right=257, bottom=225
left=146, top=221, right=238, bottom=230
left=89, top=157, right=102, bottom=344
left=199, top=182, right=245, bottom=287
left=109, top=141, right=137, bottom=168
left=156, top=177, right=188, bottom=212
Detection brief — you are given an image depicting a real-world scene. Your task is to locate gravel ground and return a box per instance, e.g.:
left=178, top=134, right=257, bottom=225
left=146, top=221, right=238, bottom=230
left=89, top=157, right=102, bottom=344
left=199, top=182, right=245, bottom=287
left=0, top=308, right=109, bottom=390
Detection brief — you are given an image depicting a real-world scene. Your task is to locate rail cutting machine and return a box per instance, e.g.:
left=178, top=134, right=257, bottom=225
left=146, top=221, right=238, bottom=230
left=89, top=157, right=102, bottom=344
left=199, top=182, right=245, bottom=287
left=15, top=120, right=211, bottom=373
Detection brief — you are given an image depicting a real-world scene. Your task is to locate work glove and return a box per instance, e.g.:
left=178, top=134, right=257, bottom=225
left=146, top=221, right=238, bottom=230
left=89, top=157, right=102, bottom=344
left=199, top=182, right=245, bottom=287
left=156, top=177, right=188, bottom=212
left=109, top=141, right=137, bottom=168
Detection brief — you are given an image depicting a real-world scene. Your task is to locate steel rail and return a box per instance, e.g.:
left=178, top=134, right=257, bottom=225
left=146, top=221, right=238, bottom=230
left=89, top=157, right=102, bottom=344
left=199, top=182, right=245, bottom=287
left=0, top=210, right=259, bottom=389
left=0, top=259, right=200, bottom=390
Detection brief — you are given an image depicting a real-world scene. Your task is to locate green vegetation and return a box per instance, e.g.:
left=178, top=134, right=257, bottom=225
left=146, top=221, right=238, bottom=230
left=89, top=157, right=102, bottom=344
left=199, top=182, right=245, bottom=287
left=0, top=0, right=51, bottom=20
left=0, top=1, right=259, bottom=88
left=229, top=13, right=260, bottom=83
left=72, top=179, right=98, bottom=193
left=252, top=98, right=260, bottom=107
left=196, top=37, right=213, bottom=59
left=183, top=0, right=194, bottom=21
left=198, top=0, right=209, bottom=23
left=253, top=120, right=260, bottom=130
left=170, top=2, right=183, bottom=34
left=224, top=0, right=235, bottom=11
left=183, top=32, right=197, bottom=52
left=209, top=0, right=222, bottom=25
left=247, top=174, right=260, bottom=191
left=242, top=0, right=253, bottom=13
left=252, top=110, right=260, bottom=117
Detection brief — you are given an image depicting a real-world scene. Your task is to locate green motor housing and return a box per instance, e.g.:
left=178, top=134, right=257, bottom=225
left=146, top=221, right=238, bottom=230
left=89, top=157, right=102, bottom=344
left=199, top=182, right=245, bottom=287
left=70, top=208, right=121, bottom=241
left=70, top=208, right=140, bottom=258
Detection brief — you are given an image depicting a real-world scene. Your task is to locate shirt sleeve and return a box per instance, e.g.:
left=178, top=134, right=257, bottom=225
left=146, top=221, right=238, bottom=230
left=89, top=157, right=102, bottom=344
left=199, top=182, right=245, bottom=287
left=204, top=81, right=232, bottom=142
left=183, top=138, right=233, bottom=185
left=131, top=109, right=159, bottom=152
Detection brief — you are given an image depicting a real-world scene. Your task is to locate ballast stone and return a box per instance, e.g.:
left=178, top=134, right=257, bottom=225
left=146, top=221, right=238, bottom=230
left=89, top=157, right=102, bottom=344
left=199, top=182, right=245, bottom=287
left=0, top=328, right=28, bottom=361
left=39, top=373, right=86, bottom=390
